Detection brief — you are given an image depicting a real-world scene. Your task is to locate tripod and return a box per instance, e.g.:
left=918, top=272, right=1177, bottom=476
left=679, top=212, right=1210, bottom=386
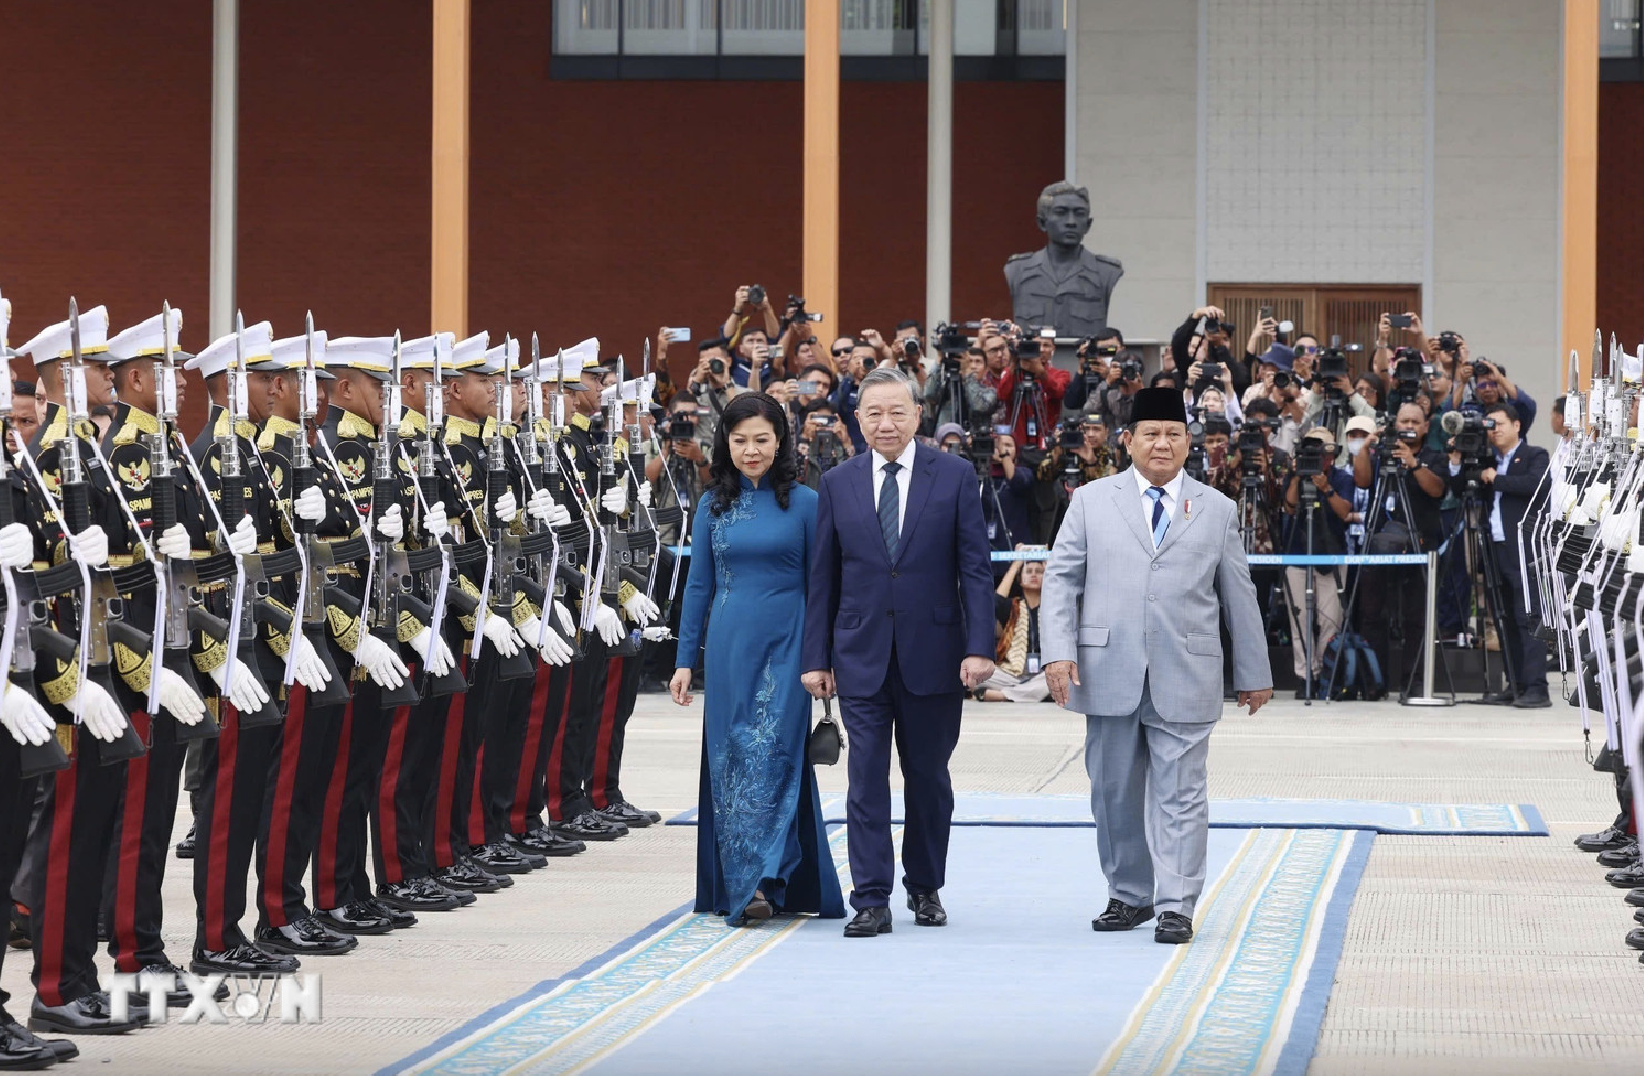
left=1237, top=471, right=1272, bottom=555
left=1285, top=480, right=1322, bottom=704
left=1007, top=372, right=1049, bottom=451
left=1444, top=480, right=1522, bottom=700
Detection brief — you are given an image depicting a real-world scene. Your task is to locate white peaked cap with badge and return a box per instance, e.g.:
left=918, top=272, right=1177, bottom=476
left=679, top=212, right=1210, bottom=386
left=479, top=337, right=520, bottom=377
left=108, top=308, right=186, bottom=363
left=600, top=373, right=657, bottom=408
left=327, top=336, right=397, bottom=380
left=16, top=304, right=112, bottom=365
left=266, top=331, right=334, bottom=378
left=188, top=320, right=274, bottom=378
left=401, top=332, right=458, bottom=375
left=450, top=331, right=490, bottom=371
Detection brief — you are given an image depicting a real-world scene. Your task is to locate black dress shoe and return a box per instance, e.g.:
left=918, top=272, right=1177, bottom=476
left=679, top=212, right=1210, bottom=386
left=1628, top=887, right=1644, bottom=908
left=1477, top=689, right=1516, bottom=705
left=425, top=878, right=476, bottom=906
left=599, top=801, right=659, bottom=828
left=1091, top=898, right=1155, bottom=932
left=1597, top=840, right=1640, bottom=868
left=376, top=880, right=459, bottom=912
left=0, top=1022, right=53, bottom=1070
left=6, top=906, right=26, bottom=951
left=174, top=823, right=197, bottom=860
left=255, top=917, right=358, bottom=956
left=1628, top=927, right=1644, bottom=951
left=28, top=993, right=139, bottom=1036
left=1512, top=687, right=1552, bottom=708
left=316, top=902, right=394, bottom=937
left=3, top=1021, right=76, bottom=1063
left=1607, top=862, right=1644, bottom=888
left=1154, top=911, right=1194, bottom=944
left=1575, top=825, right=1633, bottom=852
left=556, top=812, right=628, bottom=841
left=141, top=959, right=230, bottom=1007
left=191, top=943, right=299, bottom=976
left=436, top=862, right=503, bottom=893
left=359, top=895, right=417, bottom=930
left=511, top=830, right=584, bottom=857
left=906, top=890, right=947, bottom=927
left=843, top=907, right=892, bottom=937
left=473, top=841, right=540, bottom=874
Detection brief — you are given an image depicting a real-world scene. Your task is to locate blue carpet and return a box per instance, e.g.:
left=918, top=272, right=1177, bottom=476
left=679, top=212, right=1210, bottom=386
left=667, top=792, right=1546, bottom=836
left=384, top=824, right=1373, bottom=1076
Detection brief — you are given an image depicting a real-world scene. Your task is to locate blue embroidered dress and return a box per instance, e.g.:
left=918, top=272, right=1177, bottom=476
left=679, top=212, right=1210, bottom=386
left=677, top=478, right=845, bottom=923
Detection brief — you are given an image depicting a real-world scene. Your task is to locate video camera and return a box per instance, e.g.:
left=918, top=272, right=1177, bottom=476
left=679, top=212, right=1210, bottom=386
left=666, top=412, right=697, bottom=442
left=1236, top=419, right=1274, bottom=463
left=1440, top=409, right=1496, bottom=463
left=786, top=295, right=821, bottom=325
left=1294, top=436, right=1329, bottom=479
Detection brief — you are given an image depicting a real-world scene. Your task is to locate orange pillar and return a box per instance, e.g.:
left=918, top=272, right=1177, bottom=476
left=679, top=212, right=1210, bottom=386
left=1562, top=0, right=1597, bottom=386
left=804, top=0, right=840, bottom=329
left=432, top=0, right=471, bottom=336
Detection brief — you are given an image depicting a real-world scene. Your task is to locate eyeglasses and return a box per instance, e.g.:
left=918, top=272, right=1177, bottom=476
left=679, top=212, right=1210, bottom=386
left=1296, top=345, right=1320, bottom=355
left=831, top=347, right=852, bottom=356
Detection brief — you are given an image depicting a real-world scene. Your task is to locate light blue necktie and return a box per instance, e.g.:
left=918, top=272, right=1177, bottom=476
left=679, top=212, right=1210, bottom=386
left=1146, top=486, right=1169, bottom=548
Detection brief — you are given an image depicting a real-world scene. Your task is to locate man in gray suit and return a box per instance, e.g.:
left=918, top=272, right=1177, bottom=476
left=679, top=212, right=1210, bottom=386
left=1041, top=387, right=1272, bottom=945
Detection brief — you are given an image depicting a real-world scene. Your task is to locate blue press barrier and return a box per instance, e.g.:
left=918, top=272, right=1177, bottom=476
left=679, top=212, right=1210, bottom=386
left=663, top=546, right=1428, bottom=567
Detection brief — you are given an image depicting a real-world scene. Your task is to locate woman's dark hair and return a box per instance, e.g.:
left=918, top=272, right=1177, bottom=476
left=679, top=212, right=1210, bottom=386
left=708, top=392, right=798, bottom=515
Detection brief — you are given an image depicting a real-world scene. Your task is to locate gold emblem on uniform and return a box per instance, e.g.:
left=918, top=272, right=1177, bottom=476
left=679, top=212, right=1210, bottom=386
left=455, top=460, right=473, bottom=485
left=116, top=456, right=151, bottom=492
left=337, top=453, right=367, bottom=485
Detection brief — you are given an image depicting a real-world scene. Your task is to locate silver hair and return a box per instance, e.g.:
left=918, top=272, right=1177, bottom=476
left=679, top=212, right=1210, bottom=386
left=857, top=365, right=920, bottom=408
left=1036, top=181, right=1091, bottom=219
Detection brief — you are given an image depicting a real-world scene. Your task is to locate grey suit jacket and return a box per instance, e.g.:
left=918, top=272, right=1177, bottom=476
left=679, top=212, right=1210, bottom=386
left=1040, top=469, right=1270, bottom=723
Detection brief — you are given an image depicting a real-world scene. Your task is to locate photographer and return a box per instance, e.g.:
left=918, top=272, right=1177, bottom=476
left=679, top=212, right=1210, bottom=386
left=1208, top=407, right=1288, bottom=552
left=1035, top=411, right=1116, bottom=538
left=983, top=432, right=1034, bottom=560
left=1095, top=350, right=1145, bottom=433
left=1281, top=427, right=1356, bottom=689
left=832, top=339, right=879, bottom=453
left=686, top=337, right=742, bottom=459
left=996, top=335, right=1070, bottom=451
left=793, top=362, right=837, bottom=406
left=1301, top=359, right=1376, bottom=462
left=722, top=284, right=780, bottom=349
left=646, top=395, right=711, bottom=544
left=1063, top=327, right=1124, bottom=413
left=796, top=397, right=851, bottom=489
left=1452, top=357, right=1538, bottom=439
left=1372, top=312, right=1429, bottom=378
left=730, top=326, right=780, bottom=388
left=1169, top=305, right=1251, bottom=396
left=923, top=340, right=999, bottom=431
left=1449, top=401, right=1552, bottom=707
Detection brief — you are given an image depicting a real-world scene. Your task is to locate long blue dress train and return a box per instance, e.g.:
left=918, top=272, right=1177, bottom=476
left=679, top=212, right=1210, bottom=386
left=676, top=477, right=846, bottom=923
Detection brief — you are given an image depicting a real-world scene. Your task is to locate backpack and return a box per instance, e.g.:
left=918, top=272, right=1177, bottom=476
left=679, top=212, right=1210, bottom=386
left=1317, top=631, right=1385, bottom=702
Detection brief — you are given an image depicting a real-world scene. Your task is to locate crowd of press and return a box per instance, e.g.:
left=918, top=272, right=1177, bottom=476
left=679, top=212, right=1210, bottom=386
left=642, top=287, right=1560, bottom=708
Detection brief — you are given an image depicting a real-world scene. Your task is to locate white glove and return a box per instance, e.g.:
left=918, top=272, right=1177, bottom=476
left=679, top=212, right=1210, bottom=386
left=290, top=633, right=333, bottom=691
left=494, top=489, right=518, bottom=524
left=68, top=680, right=127, bottom=744
left=526, top=489, right=555, bottom=524
left=622, top=591, right=660, bottom=627
left=553, top=600, right=577, bottom=636
left=422, top=502, right=450, bottom=540
left=0, top=682, right=54, bottom=747
left=1581, top=481, right=1612, bottom=516
left=350, top=634, right=409, bottom=689
left=592, top=604, right=624, bottom=647
left=601, top=484, right=628, bottom=516
left=545, top=500, right=572, bottom=529
left=1555, top=484, right=1580, bottom=519
left=295, top=485, right=327, bottom=523
left=156, top=522, right=192, bottom=561
left=1600, top=508, right=1638, bottom=553
left=157, top=667, right=206, bottom=726
left=227, top=515, right=259, bottom=556
left=1629, top=544, right=1644, bottom=575
left=0, top=522, right=33, bottom=569
left=67, top=525, right=109, bottom=568
left=641, top=626, right=673, bottom=642
left=208, top=657, right=271, bottom=714
left=410, top=626, right=456, bottom=677
left=375, top=504, right=404, bottom=543
left=483, top=613, right=522, bottom=658
left=520, top=615, right=573, bottom=666
left=637, top=481, right=653, bottom=509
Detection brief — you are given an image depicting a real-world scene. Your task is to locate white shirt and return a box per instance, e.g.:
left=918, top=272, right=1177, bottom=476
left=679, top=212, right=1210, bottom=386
left=872, top=440, right=918, bottom=535
left=1132, top=467, right=1186, bottom=546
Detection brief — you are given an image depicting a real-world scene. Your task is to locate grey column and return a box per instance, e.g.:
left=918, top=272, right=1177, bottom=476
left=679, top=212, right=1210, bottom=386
left=209, top=0, right=238, bottom=340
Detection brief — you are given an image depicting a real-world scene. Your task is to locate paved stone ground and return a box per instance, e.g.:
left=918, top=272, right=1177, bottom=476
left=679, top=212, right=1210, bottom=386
left=3, top=694, right=1642, bottom=1074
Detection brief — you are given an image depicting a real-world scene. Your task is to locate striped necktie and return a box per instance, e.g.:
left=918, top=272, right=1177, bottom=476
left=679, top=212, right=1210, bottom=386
left=1146, top=485, right=1169, bottom=548
left=879, top=461, right=902, bottom=561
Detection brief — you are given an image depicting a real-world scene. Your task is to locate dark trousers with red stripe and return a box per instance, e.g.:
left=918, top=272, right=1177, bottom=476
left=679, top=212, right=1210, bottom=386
left=106, top=709, right=186, bottom=973
left=193, top=703, right=279, bottom=952
left=478, top=662, right=544, bottom=846
left=256, top=683, right=346, bottom=929
left=376, top=690, right=447, bottom=886
left=504, top=661, right=573, bottom=838
left=454, top=648, right=517, bottom=853
left=312, top=676, right=393, bottom=911
left=549, top=633, right=615, bottom=822
left=427, top=654, right=474, bottom=871
left=590, top=652, right=645, bottom=811
left=24, top=726, right=127, bottom=1007
left=0, top=735, right=39, bottom=1022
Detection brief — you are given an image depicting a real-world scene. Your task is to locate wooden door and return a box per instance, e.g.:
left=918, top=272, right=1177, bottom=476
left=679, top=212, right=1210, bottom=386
left=1207, top=283, right=1422, bottom=377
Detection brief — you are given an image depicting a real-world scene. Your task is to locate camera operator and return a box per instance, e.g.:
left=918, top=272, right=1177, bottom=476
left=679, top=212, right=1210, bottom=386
left=1169, top=305, right=1251, bottom=396
left=646, top=395, right=710, bottom=544
left=1035, top=411, right=1116, bottom=538
left=686, top=337, right=742, bottom=459
left=1372, top=311, right=1429, bottom=379
left=982, top=431, right=1034, bottom=560
left=1063, top=327, right=1124, bottom=413
left=923, top=338, right=999, bottom=430
left=1447, top=401, right=1551, bottom=707
left=796, top=397, right=851, bottom=489
left=832, top=338, right=879, bottom=454
left=996, top=334, right=1070, bottom=452
left=1281, top=428, right=1356, bottom=689
left=1243, top=350, right=1306, bottom=454
left=1452, top=357, right=1539, bottom=439
left=1352, top=401, right=1449, bottom=683
left=730, top=325, right=782, bottom=388
left=1094, top=349, right=1146, bottom=435
left=722, top=284, right=780, bottom=349
left=1301, top=359, right=1376, bottom=462
left=1207, top=406, right=1288, bottom=552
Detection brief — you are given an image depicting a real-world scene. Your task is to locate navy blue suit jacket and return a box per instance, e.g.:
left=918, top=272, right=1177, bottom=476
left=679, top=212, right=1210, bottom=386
left=804, top=442, right=996, bottom=697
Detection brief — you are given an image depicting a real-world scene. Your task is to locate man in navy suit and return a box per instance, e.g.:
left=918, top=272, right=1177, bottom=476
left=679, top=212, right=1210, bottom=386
left=1465, top=400, right=1552, bottom=707
left=804, top=366, right=996, bottom=938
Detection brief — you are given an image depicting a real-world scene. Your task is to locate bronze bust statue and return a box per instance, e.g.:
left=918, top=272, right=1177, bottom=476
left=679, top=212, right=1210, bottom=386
left=1005, top=182, right=1123, bottom=338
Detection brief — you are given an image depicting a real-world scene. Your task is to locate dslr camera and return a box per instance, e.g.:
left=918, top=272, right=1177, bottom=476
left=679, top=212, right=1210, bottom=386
left=746, top=284, right=766, bottom=308
left=1438, top=330, right=1461, bottom=354
left=1117, top=357, right=1144, bottom=383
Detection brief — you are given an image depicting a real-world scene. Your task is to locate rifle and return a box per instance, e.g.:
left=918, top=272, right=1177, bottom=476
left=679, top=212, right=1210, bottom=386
left=61, top=299, right=147, bottom=762
left=484, top=336, right=535, bottom=680
left=416, top=335, right=481, bottom=691
left=288, top=315, right=355, bottom=706
left=505, top=337, right=579, bottom=658
left=153, top=302, right=223, bottom=741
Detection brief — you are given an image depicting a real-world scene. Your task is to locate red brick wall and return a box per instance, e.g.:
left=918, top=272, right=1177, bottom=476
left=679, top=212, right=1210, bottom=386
left=1599, top=82, right=1644, bottom=350
left=2, top=0, right=1062, bottom=428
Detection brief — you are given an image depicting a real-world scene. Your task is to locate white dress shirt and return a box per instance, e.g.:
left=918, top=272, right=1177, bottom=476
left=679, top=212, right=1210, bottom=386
left=872, top=440, right=918, bottom=536
left=1132, top=467, right=1186, bottom=546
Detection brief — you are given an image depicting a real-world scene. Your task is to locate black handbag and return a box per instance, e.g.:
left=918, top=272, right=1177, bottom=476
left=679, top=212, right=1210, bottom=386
left=807, top=697, right=843, bottom=766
